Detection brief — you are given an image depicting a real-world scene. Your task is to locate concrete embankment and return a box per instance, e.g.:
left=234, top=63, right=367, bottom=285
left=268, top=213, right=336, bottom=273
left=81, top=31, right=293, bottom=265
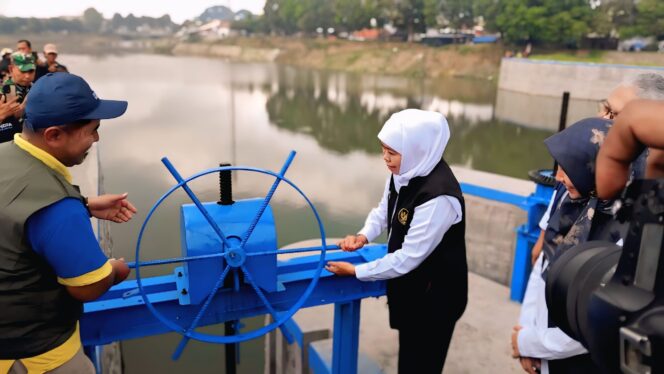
left=171, top=37, right=502, bottom=80
left=499, top=57, right=664, bottom=100
left=496, top=58, right=664, bottom=131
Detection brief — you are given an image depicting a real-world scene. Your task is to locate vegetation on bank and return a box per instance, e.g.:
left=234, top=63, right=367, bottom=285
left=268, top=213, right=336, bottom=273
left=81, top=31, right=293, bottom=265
left=176, top=36, right=503, bottom=80
left=242, top=0, right=664, bottom=48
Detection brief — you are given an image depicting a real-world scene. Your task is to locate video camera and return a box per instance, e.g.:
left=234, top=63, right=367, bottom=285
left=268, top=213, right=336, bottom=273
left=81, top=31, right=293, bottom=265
left=546, top=179, right=664, bottom=374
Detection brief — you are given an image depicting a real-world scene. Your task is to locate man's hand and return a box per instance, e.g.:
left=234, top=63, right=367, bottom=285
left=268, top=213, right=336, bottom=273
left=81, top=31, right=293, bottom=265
left=66, top=258, right=131, bottom=301
left=110, top=258, right=131, bottom=285
left=338, top=234, right=368, bottom=252
left=511, top=325, right=523, bottom=358
left=12, top=100, right=25, bottom=118
left=325, top=261, right=356, bottom=276
left=88, top=193, right=137, bottom=223
left=519, top=357, right=540, bottom=374
left=0, top=95, right=19, bottom=121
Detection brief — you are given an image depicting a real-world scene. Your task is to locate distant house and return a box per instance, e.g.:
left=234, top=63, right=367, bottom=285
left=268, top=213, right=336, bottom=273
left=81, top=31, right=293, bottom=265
left=349, top=28, right=381, bottom=41
left=176, top=19, right=233, bottom=40
left=198, top=20, right=232, bottom=39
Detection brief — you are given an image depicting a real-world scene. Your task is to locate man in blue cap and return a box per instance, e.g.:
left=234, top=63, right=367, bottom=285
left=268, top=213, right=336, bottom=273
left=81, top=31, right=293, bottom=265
left=0, top=73, right=135, bottom=373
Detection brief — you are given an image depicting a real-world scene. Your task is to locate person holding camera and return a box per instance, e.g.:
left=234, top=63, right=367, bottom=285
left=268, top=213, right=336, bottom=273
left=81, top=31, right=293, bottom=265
left=0, top=52, right=35, bottom=143
left=35, top=44, right=68, bottom=82
left=512, top=118, right=628, bottom=374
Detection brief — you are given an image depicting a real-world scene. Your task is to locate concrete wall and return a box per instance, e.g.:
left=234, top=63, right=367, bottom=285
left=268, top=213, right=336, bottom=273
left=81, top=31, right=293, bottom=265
left=498, top=58, right=664, bottom=101
left=452, top=166, right=534, bottom=286
left=495, top=89, right=597, bottom=131
left=172, top=43, right=280, bottom=62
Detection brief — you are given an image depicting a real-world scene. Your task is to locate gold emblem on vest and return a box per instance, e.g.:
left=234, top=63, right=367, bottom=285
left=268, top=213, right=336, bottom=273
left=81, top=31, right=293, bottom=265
left=398, top=208, right=409, bottom=225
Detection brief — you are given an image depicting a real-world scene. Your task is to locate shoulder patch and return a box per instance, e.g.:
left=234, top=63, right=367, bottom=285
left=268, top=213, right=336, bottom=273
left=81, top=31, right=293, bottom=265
left=398, top=208, right=409, bottom=225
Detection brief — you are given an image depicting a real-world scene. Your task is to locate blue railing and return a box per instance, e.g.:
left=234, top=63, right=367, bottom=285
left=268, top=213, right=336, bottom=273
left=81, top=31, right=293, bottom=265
left=460, top=181, right=554, bottom=301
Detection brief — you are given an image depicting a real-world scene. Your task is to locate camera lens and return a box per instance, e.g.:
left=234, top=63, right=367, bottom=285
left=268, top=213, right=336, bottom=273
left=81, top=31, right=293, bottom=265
left=546, top=241, right=622, bottom=345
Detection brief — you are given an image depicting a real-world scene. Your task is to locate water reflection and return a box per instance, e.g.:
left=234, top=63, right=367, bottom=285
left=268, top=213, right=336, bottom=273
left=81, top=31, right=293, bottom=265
left=262, top=66, right=553, bottom=177
left=495, top=89, right=599, bottom=131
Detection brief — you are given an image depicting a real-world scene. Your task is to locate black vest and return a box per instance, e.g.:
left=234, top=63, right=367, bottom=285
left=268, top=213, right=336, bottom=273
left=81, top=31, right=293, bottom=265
left=0, top=142, right=83, bottom=359
left=386, top=159, right=468, bottom=330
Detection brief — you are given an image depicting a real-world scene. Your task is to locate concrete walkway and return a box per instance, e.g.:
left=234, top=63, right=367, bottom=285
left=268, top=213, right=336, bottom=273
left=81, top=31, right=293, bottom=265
left=288, top=272, right=523, bottom=374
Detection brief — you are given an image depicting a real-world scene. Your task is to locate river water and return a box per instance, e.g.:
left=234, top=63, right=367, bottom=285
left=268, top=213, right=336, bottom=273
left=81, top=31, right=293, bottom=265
left=65, top=53, right=597, bottom=373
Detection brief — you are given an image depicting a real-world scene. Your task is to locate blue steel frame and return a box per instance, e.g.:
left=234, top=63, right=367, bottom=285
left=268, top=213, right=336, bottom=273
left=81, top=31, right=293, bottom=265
left=459, top=181, right=553, bottom=301
left=82, top=161, right=552, bottom=373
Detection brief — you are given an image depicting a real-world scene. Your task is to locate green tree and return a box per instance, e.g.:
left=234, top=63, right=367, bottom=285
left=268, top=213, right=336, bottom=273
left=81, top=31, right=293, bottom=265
left=440, top=0, right=475, bottom=30
left=474, top=0, right=500, bottom=32
left=263, top=0, right=306, bottom=34
left=82, top=7, right=104, bottom=33
left=334, top=0, right=379, bottom=32
left=590, top=0, right=636, bottom=36
left=393, top=0, right=426, bottom=40
left=495, top=0, right=592, bottom=46
left=298, top=0, right=335, bottom=34
left=620, top=0, right=664, bottom=38
left=423, top=0, right=441, bottom=28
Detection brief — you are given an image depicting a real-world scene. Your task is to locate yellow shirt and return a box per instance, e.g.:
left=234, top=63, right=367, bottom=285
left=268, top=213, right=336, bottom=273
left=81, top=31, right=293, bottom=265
left=0, top=134, right=111, bottom=373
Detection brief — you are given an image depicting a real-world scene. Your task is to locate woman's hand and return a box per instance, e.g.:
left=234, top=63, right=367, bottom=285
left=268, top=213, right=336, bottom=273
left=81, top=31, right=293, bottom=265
left=325, top=261, right=356, bottom=276
left=88, top=193, right=137, bottom=223
left=338, top=234, right=368, bottom=252
left=518, top=357, right=540, bottom=374
left=511, top=325, right=523, bottom=358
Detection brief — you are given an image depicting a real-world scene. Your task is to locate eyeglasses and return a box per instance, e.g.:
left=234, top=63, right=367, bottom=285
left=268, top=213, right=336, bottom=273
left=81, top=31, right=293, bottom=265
left=597, top=100, right=617, bottom=120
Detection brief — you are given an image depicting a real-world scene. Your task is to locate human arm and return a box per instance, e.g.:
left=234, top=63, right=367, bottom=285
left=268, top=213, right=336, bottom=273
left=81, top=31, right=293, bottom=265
left=596, top=100, right=664, bottom=199
left=65, top=258, right=130, bottom=301
left=519, top=252, right=544, bottom=327
left=26, top=198, right=131, bottom=302
left=337, top=178, right=390, bottom=252
left=87, top=193, right=137, bottom=223
left=353, top=195, right=461, bottom=281
left=531, top=230, right=545, bottom=265
left=531, top=188, right=559, bottom=265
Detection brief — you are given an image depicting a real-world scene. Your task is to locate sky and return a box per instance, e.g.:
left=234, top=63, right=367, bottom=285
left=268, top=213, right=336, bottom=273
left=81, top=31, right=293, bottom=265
left=0, top=0, right=266, bottom=24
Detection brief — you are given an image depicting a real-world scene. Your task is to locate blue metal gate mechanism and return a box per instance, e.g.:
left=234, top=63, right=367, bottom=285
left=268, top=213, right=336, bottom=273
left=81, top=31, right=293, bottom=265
left=80, top=152, right=553, bottom=373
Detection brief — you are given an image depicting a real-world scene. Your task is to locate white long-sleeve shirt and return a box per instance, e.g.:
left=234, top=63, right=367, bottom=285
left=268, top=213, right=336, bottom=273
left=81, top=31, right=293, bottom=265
left=517, top=253, right=588, bottom=374
left=355, top=178, right=462, bottom=281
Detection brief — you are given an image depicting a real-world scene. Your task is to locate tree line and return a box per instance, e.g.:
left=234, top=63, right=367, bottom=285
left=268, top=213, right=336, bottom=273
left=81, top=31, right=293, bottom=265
left=0, top=8, right=177, bottom=36
left=233, top=0, right=664, bottom=47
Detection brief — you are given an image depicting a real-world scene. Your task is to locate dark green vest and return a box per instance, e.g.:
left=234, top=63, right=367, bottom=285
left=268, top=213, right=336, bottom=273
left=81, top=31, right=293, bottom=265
left=0, top=141, right=84, bottom=359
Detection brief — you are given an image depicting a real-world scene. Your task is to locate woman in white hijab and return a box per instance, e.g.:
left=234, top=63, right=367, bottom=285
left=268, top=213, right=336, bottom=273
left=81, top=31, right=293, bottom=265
left=326, top=109, right=468, bottom=374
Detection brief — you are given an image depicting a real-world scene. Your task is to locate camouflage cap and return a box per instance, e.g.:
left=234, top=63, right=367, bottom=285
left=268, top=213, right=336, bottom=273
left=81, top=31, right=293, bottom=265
left=11, top=52, right=35, bottom=72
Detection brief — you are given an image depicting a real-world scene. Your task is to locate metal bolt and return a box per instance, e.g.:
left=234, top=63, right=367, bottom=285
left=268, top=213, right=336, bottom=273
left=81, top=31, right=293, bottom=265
left=178, top=271, right=183, bottom=277
left=181, top=289, right=188, bottom=295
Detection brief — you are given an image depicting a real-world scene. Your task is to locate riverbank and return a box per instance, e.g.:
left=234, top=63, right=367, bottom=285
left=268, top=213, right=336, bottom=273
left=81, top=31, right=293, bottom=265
left=171, top=36, right=503, bottom=80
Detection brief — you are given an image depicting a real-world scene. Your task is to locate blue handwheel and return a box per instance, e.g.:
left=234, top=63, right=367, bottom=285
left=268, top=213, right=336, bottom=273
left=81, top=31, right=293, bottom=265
left=132, top=151, right=330, bottom=358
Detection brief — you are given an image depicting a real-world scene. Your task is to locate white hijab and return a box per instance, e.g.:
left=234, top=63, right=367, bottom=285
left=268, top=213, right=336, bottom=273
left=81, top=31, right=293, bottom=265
left=378, top=109, right=450, bottom=192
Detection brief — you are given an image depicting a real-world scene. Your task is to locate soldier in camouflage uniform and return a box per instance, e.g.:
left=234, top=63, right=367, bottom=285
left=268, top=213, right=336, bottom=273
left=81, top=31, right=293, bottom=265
left=0, top=52, right=35, bottom=143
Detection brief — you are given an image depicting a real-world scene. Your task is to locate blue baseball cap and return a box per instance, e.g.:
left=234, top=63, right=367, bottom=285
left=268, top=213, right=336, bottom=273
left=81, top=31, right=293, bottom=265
left=25, top=72, right=128, bottom=129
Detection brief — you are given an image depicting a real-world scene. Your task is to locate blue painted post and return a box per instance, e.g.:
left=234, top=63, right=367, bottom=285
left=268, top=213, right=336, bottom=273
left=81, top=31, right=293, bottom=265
left=331, top=300, right=361, bottom=374
left=509, top=183, right=554, bottom=301
left=83, top=345, right=102, bottom=374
